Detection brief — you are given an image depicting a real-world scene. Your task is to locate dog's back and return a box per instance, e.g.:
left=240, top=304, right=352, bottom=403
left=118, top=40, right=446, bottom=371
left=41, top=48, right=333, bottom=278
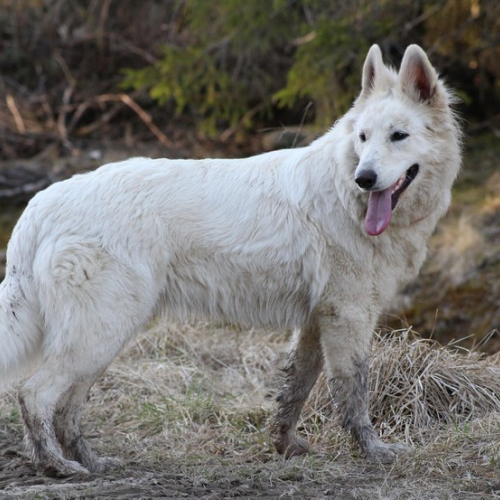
left=0, top=151, right=325, bottom=389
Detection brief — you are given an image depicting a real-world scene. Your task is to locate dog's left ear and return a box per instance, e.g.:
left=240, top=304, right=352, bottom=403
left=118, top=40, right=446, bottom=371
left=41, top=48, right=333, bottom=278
left=398, top=45, right=438, bottom=103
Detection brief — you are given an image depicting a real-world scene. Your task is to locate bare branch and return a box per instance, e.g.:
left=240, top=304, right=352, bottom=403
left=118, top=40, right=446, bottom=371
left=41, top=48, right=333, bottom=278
left=5, top=94, right=26, bottom=134
left=76, top=93, right=172, bottom=148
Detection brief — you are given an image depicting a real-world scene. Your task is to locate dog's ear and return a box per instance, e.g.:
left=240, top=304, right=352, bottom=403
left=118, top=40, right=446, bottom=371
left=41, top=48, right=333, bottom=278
left=398, top=45, right=438, bottom=103
left=360, top=45, right=385, bottom=97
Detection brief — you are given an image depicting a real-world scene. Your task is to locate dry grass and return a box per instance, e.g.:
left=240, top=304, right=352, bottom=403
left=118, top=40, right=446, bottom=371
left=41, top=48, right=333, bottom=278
left=371, top=331, right=500, bottom=437
left=87, top=322, right=288, bottom=463
left=2, top=321, right=500, bottom=499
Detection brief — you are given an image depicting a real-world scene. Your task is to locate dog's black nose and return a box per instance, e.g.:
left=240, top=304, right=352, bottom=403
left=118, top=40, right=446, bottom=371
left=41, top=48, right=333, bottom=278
left=355, top=170, right=377, bottom=189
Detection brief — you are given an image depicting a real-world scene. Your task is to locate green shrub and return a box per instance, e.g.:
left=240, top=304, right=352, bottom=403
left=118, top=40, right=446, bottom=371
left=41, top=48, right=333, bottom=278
left=122, top=0, right=302, bottom=135
left=121, top=1, right=428, bottom=135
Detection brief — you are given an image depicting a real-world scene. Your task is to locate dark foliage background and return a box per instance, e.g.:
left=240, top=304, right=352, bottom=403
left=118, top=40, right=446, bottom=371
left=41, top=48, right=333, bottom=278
left=0, top=0, right=498, bottom=158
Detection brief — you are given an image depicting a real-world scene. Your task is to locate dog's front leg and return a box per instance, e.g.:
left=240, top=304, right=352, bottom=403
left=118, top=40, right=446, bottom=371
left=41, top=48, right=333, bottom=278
left=319, top=314, right=409, bottom=462
left=270, top=316, right=323, bottom=457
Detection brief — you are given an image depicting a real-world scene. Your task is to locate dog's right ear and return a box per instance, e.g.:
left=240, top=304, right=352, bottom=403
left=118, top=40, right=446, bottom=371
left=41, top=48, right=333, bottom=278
left=360, top=45, right=385, bottom=97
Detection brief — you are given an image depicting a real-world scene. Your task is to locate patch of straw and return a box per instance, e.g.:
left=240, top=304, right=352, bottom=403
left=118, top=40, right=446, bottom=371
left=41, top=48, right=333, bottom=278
left=306, top=328, right=500, bottom=446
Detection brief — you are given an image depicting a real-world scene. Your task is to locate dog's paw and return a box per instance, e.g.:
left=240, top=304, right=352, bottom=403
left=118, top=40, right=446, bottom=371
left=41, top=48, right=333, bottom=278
left=42, top=459, right=90, bottom=478
left=362, top=441, right=410, bottom=463
left=273, top=432, right=312, bottom=458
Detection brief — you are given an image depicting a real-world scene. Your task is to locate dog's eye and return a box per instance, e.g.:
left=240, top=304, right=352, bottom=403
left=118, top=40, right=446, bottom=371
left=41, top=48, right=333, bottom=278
left=391, top=131, right=409, bottom=142
left=359, top=132, right=366, bottom=142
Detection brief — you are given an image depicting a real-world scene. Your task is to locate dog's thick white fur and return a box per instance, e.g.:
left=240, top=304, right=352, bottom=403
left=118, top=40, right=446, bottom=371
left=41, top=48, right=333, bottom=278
left=0, top=45, right=461, bottom=476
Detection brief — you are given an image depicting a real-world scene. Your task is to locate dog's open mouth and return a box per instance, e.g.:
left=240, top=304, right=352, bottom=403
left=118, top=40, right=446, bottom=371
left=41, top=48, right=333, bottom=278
left=364, top=164, right=419, bottom=236
left=390, top=164, right=419, bottom=210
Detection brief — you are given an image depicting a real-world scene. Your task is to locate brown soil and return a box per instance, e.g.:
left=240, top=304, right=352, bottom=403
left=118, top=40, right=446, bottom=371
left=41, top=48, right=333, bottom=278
left=1, top=429, right=498, bottom=500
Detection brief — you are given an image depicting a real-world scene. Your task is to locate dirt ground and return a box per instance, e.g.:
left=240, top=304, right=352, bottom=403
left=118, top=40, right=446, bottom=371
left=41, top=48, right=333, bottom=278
left=1, top=430, right=500, bottom=500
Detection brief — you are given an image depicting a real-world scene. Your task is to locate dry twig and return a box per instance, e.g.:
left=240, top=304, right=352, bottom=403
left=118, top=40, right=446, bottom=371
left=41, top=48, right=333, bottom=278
left=5, top=95, right=26, bottom=134
left=76, top=93, right=172, bottom=148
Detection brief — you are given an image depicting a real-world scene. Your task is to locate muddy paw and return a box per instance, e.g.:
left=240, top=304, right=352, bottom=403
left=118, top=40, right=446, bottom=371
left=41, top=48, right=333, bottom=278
left=273, top=433, right=312, bottom=458
left=363, top=441, right=410, bottom=463
left=42, top=459, right=90, bottom=478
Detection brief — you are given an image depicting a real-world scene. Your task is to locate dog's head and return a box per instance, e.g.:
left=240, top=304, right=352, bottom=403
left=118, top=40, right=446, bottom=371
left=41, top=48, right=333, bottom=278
left=351, top=45, right=461, bottom=236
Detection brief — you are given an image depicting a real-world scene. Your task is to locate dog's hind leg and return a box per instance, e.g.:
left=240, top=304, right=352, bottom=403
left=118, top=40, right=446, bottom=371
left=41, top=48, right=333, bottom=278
left=19, top=318, right=140, bottom=477
left=54, top=375, right=122, bottom=473
left=319, top=313, right=409, bottom=462
left=270, top=316, right=323, bottom=457
left=19, top=368, right=91, bottom=477
left=22, top=245, right=158, bottom=476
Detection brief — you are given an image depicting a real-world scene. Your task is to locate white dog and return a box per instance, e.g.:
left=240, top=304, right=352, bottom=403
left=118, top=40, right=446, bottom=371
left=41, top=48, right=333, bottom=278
left=0, top=44, right=461, bottom=477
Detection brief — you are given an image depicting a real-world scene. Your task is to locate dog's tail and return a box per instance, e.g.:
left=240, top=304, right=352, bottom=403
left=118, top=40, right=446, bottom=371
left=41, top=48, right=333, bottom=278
left=0, top=276, right=42, bottom=391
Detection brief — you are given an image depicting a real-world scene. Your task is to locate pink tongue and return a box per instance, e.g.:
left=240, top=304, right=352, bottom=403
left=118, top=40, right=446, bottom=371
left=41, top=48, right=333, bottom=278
left=364, top=188, right=393, bottom=236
